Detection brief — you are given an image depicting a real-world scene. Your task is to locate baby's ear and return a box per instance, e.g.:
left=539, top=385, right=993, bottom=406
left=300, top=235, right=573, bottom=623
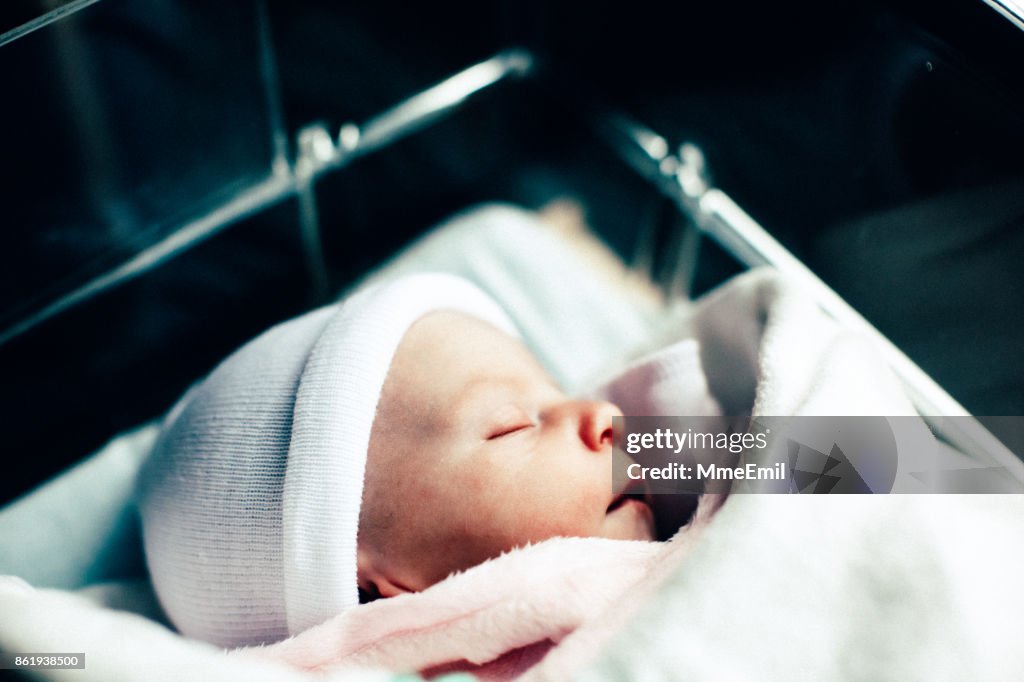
left=357, top=550, right=412, bottom=600
left=369, top=575, right=411, bottom=599
left=358, top=572, right=410, bottom=601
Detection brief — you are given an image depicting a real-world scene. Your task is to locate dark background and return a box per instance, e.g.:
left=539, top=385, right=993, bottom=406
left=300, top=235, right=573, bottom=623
left=2, top=0, right=1023, bottom=504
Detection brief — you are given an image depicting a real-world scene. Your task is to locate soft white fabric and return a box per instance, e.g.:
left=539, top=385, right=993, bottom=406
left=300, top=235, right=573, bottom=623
left=524, top=268, right=1024, bottom=681
left=536, top=494, right=1024, bottom=682
left=137, top=272, right=519, bottom=647
left=0, top=424, right=156, bottom=588
left=593, top=338, right=722, bottom=418
left=0, top=576, right=393, bottom=682
left=683, top=267, right=917, bottom=418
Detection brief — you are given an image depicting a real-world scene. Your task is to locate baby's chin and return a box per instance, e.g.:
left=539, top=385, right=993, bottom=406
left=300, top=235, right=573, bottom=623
left=598, top=497, right=657, bottom=541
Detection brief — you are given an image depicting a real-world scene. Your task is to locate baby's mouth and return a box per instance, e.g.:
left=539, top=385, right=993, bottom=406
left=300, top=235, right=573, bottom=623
left=606, top=474, right=652, bottom=513
left=606, top=480, right=705, bottom=541
left=601, top=480, right=657, bottom=541
left=606, top=490, right=650, bottom=514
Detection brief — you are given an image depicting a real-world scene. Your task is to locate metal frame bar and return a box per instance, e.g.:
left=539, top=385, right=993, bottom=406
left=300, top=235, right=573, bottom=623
left=0, top=0, right=103, bottom=48
left=982, top=0, right=1024, bottom=32
left=293, top=48, right=533, bottom=174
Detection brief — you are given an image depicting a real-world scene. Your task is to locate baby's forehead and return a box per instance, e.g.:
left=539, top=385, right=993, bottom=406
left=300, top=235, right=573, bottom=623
left=405, top=309, right=511, bottom=341
left=378, top=310, right=546, bottom=422
left=392, top=309, right=524, bottom=371
left=379, top=311, right=505, bottom=402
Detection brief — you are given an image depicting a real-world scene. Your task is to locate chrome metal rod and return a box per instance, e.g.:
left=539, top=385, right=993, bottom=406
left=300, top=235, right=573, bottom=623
left=354, top=48, right=533, bottom=159
left=599, top=113, right=1024, bottom=480
left=982, top=0, right=1024, bottom=32
left=0, top=0, right=103, bottom=48
left=256, top=0, right=290, bottom=178
left=311, top=48, right=534, bottom=171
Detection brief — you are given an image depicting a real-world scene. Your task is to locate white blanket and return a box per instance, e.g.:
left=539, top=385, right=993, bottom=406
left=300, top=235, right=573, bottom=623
left=534, top=270, right=1024, bottom=681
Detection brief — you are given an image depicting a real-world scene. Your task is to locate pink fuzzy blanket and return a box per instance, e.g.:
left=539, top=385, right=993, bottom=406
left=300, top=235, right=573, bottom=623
left=237, top=495, right=724, bottom=680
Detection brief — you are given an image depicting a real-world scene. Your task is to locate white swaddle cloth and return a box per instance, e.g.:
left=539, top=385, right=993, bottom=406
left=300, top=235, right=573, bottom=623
left=593, top=339, right=723, bottom=419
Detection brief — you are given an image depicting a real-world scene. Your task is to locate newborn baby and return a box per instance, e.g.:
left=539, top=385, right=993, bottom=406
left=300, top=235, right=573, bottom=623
left=138, top=273, right=706, bottom=648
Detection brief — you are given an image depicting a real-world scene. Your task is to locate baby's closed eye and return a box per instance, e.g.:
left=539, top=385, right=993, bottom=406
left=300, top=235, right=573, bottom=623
left=486, top=405, right=534, bottom=440
left=487, top=422, right=533, bottom=440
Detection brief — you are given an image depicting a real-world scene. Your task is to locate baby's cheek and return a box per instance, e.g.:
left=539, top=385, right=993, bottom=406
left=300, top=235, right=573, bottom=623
left=542, top=491, right=604, bottom=539
left=464, top=465, right=502, bottom=498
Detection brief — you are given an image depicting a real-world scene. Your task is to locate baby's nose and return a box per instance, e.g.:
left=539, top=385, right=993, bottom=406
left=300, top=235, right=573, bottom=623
left=574, top=400, right=624, bottom=452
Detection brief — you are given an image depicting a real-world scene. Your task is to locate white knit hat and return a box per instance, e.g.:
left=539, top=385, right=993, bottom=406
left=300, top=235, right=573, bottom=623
left=137, top=273, right=518, bottom=647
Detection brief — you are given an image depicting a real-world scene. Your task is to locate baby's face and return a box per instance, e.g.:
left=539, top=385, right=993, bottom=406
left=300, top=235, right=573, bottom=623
left=357, top=310, right=655, bottom=598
